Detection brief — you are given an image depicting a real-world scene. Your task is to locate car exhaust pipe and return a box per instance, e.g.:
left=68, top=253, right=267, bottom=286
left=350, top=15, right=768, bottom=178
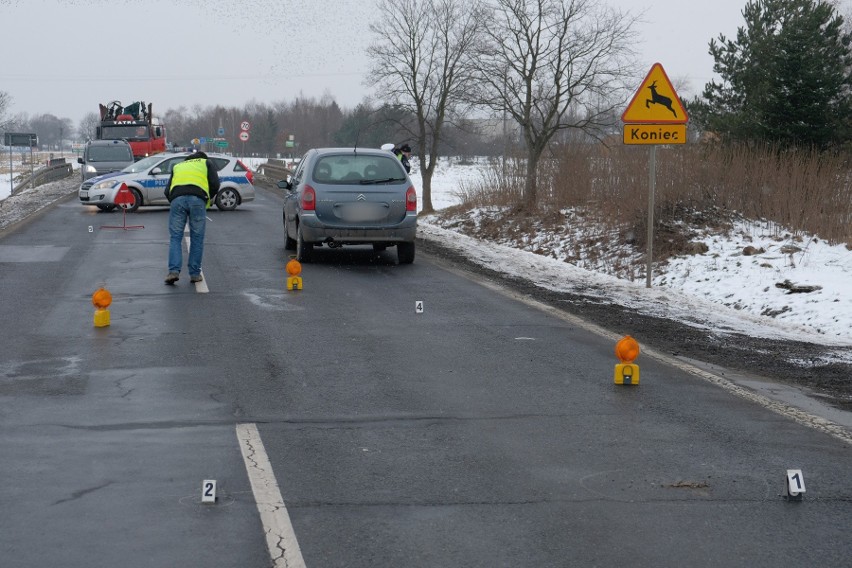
left=324, top=238, right=343, bottom=248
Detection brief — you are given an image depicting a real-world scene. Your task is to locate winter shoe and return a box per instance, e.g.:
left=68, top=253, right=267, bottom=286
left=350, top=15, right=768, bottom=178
left=165, top=272, right=179, bottom=284
left=190, top=274, right=203, bottom=283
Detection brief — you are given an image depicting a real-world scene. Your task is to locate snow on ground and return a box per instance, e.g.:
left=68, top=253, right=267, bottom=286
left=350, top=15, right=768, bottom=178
left=408, top=157, right=852, bottom=352
left=3, top=154, right=851, bottom=352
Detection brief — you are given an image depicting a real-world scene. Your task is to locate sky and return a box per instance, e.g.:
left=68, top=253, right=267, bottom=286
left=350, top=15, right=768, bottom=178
left=2, top=156, right=850, bottom=356
left=0, top=0, right=376, bottom=126
left=5, top=0, right=850, bottom=130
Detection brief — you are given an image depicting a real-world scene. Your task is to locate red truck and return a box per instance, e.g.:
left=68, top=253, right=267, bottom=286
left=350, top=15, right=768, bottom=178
left=96, top=100, right=167, bottom=160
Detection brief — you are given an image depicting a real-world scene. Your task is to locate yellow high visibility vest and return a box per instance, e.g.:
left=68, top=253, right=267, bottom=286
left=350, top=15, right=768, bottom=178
left=169, top=158, right=210, bottom=197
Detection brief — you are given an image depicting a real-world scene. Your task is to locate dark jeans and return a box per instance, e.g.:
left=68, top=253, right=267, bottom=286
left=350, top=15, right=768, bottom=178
left=168, top=195, right=206, bottom=276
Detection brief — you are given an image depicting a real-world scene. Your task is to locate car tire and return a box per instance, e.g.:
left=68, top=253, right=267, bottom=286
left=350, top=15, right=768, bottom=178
left=125, top=189, right=142, bottom=213
left=296, top=223, right=313, bottom=263
left=397, top=241, right=415, bottom=264
left=216, top=188, right=239, bottom=211
left=283, top=213, right=297, bottom=250
left=96, top=204, right=116, bottom=212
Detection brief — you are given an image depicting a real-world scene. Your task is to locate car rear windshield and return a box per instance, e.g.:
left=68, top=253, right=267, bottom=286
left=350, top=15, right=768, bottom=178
left=87, top=146, right=133, bottom=162
left=313, top=154, right=405, bottom=184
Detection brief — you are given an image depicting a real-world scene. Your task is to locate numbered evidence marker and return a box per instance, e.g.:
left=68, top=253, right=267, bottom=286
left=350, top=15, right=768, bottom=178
left=88, top=226, right=94, bottom=233
left=202, top=479, right=217, bottom=503
left=415, top=301, right=424, bottom=314
left=786, top=469, right=806, bottom=500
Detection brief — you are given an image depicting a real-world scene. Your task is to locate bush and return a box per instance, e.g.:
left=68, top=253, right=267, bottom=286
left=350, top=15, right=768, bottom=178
left=457, top=141, right=852, bottom=249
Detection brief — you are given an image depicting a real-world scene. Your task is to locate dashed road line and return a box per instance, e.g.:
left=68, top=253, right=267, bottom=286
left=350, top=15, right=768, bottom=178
left=182, top=232, right=209, bottom=293
left=236, top=423, right=306, bottom=568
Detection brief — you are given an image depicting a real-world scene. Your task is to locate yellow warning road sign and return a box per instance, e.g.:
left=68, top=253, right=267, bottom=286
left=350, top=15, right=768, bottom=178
left=622, top=63, right=688, bottom=124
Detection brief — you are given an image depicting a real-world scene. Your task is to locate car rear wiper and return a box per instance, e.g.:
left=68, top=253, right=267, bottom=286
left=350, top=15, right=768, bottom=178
left=360, top=177, right=406, bottom=185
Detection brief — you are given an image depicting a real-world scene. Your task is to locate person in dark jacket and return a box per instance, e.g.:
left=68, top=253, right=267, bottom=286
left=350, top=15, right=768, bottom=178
left=393, top=143, right=412, bottom=173
left=163, top=151, right=220, bottom=284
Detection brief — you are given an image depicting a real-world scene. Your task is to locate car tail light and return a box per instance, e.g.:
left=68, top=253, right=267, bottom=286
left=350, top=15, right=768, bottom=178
left=237, top=160, right=254, bottom=184
left=405, top=186, right=417, bottom=212
left=302, top=185, right=316, bottom=211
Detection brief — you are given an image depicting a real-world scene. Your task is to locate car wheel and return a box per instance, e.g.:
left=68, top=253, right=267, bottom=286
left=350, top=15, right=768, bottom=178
left=124, top=189, right=142, bottom=213
left=216, top=188, right=239, bottom=211
left=96, top=204, right=116, bottom=212
left=397, top=241, right=415, bottom=264
left=283, top=212, right=297, bottom=250
left=296, top=223, right=313, bottom=263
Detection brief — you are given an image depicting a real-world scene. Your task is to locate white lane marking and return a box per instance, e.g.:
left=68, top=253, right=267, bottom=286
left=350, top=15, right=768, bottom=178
left=194, top=270, right=209, bottom=293
left=236, top=423, right=306, bottom=568
left=182, top=233, right=209, bottom=293
left=440, top=263, right=852, bottom=446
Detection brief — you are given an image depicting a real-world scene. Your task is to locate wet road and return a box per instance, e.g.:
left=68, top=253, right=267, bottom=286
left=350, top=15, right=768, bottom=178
left=0, top=188, right=849, bottom=567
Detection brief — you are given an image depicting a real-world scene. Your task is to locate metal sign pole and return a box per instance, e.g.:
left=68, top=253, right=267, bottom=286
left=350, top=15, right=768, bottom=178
left=30, top=146, right=35, bottom=190
left=8, top=147, right=12, bottom=196
left=646, top=145, right=656, bottom=288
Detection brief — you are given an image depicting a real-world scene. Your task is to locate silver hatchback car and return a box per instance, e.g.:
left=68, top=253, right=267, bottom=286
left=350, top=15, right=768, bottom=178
left=278, top=148, right=417, bottom=263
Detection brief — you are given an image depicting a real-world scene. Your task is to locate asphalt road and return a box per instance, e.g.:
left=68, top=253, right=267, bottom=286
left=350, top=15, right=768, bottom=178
left=0, top=186, right=849, bottom=567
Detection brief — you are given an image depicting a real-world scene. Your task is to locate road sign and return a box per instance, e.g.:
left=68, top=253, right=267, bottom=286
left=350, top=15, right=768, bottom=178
left=623, top=124, right=687, bottom=145
left=215, top=140, right=228, bottom=148
left=200, top=137, right=207, bottom=144
left=622, top=63, right=688, bottom=124
left=4, top=132, right=38, bottom=147
left=240, top=121, right=251, bottom=131
left=239, top=131, right=250, bottom=142
left=217, top=127, right=225, bottom=136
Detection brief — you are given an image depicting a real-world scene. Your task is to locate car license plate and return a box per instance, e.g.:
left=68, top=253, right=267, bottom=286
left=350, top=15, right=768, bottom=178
left=340, top=203, right=384, bottom=222
left=80, top=190, right=88, bottom=199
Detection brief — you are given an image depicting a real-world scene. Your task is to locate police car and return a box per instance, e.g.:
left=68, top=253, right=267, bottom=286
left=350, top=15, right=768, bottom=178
left=78, top=152, right=255, bottom=212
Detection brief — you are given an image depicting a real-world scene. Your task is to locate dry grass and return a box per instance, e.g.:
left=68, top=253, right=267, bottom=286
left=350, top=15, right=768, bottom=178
left=446, top=142, right=852, bottom=265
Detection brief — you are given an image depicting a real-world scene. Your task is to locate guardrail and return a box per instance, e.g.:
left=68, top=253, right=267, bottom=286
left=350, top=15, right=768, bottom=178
left=11, top=162, right=74, bottom=195
left=254, top=162, right=293, bottom=189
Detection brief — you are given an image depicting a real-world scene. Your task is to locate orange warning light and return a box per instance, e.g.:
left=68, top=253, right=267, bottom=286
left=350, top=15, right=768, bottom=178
left=92, top=287, right=112, bottom=310
left=615, top=335, right=639, bottom=363
left=286, top=257, right=302, bottom=276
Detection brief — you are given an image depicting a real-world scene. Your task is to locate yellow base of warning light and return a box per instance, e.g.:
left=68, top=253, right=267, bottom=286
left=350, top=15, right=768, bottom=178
left=614, top=363, right=639, bottom=385
left=94, top=308, right=111, bottom=328
left=287, top=276, right=303, bottom=291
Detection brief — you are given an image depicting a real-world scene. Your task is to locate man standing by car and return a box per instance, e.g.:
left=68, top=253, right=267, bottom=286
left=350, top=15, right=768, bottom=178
left=163, top=151, right=220, bottom=284
left=393, top=143, right=412, bottom=173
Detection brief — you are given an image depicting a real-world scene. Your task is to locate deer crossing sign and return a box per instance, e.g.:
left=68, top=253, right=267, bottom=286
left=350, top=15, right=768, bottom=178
left=622, top=63, right=688, bottom=124
left=622, top=63, right=688, bottom=145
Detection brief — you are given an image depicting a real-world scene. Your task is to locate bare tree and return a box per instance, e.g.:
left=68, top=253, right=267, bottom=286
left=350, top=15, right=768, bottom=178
left=77, top=112, right=100, bottom=141
left=0, top=91, right=12, bottom=130
left=475, top=0, right=638, bottom=207
left=368, top=0, right=484, bottom=213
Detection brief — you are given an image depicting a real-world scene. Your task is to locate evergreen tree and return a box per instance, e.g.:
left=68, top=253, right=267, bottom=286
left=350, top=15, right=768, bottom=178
left=691, top=0, right=852, bottom=149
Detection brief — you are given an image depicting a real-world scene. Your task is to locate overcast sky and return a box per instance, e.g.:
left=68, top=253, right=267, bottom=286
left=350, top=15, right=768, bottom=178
left=2, top=0, right=851, bottom=130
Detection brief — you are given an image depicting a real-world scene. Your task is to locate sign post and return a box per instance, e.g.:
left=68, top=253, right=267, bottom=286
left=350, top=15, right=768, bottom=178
left=4, top=133, right=39, bottom=194
left=621, top=63, right=688, bottom=288
left=240, top=120, right=250, bottom=158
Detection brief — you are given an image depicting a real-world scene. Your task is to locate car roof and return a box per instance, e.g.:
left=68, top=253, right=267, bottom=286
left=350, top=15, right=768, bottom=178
left=143, top=151, right=239, bottom=160
left=312, top=147, right=396, bottom=157
left=87, top=139, right=131, bottom=146
left=156, top=152, right=235, bottom=160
